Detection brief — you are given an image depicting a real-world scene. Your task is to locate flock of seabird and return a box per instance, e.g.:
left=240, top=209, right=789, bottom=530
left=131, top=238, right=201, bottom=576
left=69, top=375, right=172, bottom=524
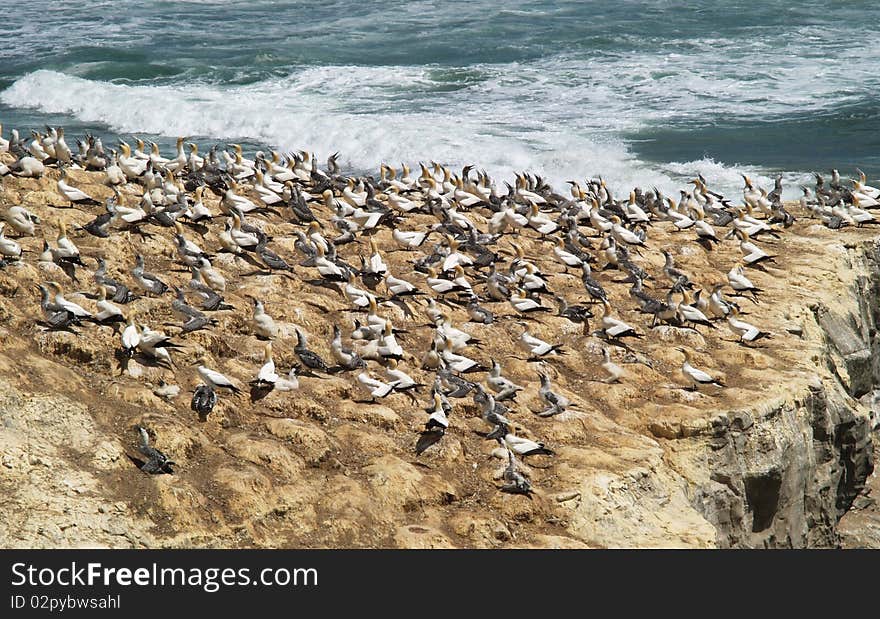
left=1, top=122, right=878, bottom=495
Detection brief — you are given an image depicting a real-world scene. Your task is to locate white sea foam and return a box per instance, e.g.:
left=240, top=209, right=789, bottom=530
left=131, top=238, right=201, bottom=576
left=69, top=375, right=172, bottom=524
left=0, top=54, right=864, bottom=201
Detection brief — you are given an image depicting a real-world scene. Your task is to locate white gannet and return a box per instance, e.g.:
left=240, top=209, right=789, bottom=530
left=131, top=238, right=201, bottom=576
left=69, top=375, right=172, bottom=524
left=121, top=312, right=140, bottom=354
left=104, top=150, right=126, bottom=186
left=509, top=288, right=550, bottom=315
left=196, top=358, right=242, bottom=393
left=221, top=182, right=259, bottom=215
left=439, top=337, right=481, bottom=373
left=501, top=433, right=554, bottom=458
left=424, top=391, right=449, bottom=431
left=251, top=342, right=279, bottom=387
left=609, top=215, right=645, bottom=246
left=518, top=327, right=562, bottom=359
left=0, top=223, right=22, bottom=258
left=94, top=285, right=124, bottom=324
left=726, top=307, right=770, bottom=344
left=330, top=325, right=364, bottom=371
left=553, top=236, right=583, bottom=269
left=384, top=359, right=421, bottom=393
left=11, top=156, right=45, bottom=178
left=57, top=167, right=97, bottom=205
left=677, top=347, right=724, bottom=391
left=46, top=281, right=92, bottom=320
left=356, top=371, right=397, bottom=401
left=599, top=300, right=639, bottom=339
left=600, top=347, right=625, bottom=383
left=734, top=229, right=775, bottom=266
left=250, top=297, right=279, bottom=339
left=197, top=257, right=227, bottom=293
left=184, top=186, right=212, bottom=222
left=3, top=205, right=38, bottom=236
left=392, top=228, right=430, bottom=249
left=230, top=213, right=260, bottom=249
left=707, top=283, right=733, bottom=318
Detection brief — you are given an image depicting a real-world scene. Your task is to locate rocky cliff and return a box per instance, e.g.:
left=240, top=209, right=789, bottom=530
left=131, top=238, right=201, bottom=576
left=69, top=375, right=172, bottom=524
left=0, top=166, right=877, bottom=548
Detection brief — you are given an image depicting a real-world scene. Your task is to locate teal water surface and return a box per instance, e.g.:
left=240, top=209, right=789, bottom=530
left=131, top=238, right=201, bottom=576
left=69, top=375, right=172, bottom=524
left=2, top=0, right=878, bottom=196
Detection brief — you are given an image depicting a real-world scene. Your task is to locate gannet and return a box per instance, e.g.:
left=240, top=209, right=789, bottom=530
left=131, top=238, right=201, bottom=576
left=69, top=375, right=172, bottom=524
left=229, top=213, right=260, bottom=249
left=600, top=347, right=625, bottom=383
left=171, top=286, right=211, bottom=333
left=3, top=205, right=38, bottom=236
left=609, top=215, right=645, bottom=247
left=501, top=433, right=554, bottom=458
left=53, top=221, right=83, bottom=265
left=537, top=372, right=570, bottom=417
left=173, top=222, right=207, bottom=266
left=555, top=296, right=592, bottom=333
left=509, top=288, right=550, bottom=314
left=136, top=426, right=175, bottom=474
left=424, top=391, right=449, bottom=431
left=518, top=327, right=562, bottom=359
left=676, top=290, right=716, bottom=330
left=193, top=257, right=225, bottom=293
left=0, top=223, right=22, bottom=258
left=342, top=272, right=374, bottom=309
left=677, top=347, right=724, bottom=391
left=500, top=449, right=533, bottom=496
left=28, top=131, right=50, bottom=161
left=9, top=156, right=45, bottom=178
left=57, top=167, right=97, bottom=205
left=246, top=297, right=278, bottom=339
left=356, top=372, right=397, bottom=402
left=109, top=189, right=149, bottom=226
left=707, top=283, right=733, bottom=318
left=94, top=285, right=124, bottom=324
left=330, top=325, right=365, bottom=371
left=196, top=358, right=241, bottom=393
left=439, top=337, right=481, bottom=373
left=46, top=281, right=93, bottom=321
left=191, top=384, right=217, bottom=420
left=384, top=359, right=423, bottom=394
left=599, top=300, right=639, bottom=339
left=392, top=228, right=430, bottom=249
left=580, top=262, right=608, bottom=303
left=664, top=197, right=695, bottom=230
left=727, top=264, right=761, bottom=303
left=121, top=313, right=140, bottom=354
left=734, top=229, right=775, bottom=266
left=104, top=150, right=126, bottom=186
left=848, top=196, right=878, bottom=226
left=153, top=380, right=181, bottom=401
left=132, top=254, right=169, bottom=295
left=250, top=342, right=280, bottom=387
left=855, top=169, right=880, bottom=200
left=726, top=307, right=770, bottom=344
left=553, top=236, right=584, bottom=269
left=295, top=329, right=331, bottom=373
left=693, top=212, right=719, bottom=246
left=138, top=325, right=179, bottom=367
left=183, top=186, right=212, bottom=222
left=474, top=387, right=511, bottom=430
left=487, top=361, right=524, bottom=401
left=741, top=175, right=762, bottom=210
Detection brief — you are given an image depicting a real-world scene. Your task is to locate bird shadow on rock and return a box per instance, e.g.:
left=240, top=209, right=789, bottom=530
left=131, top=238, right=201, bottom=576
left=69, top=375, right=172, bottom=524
left=415, top=429, right=444, bottom=456
left=249, top=383, right=274, bottom=403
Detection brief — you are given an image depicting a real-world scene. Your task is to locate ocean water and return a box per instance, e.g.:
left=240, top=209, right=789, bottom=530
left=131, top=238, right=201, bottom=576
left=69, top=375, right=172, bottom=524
left=2, top=0, right=879, bottom=199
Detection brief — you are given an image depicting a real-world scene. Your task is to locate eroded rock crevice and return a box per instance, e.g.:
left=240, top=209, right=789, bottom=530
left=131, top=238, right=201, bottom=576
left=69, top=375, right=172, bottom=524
left=686, top=240, right=879, bottom=548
